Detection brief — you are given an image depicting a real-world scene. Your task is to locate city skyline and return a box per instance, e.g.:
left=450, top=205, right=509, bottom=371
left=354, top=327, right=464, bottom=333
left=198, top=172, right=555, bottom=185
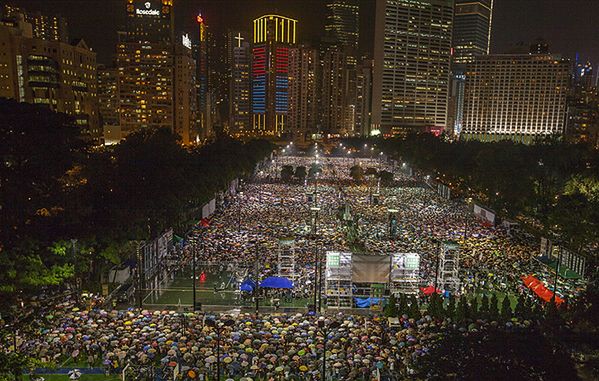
left=12, top=0, right=599, bottom=66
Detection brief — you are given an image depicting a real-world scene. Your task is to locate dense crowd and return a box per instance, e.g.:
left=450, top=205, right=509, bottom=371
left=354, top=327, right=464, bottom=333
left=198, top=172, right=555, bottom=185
left=4, top=154, right=585, bottom=380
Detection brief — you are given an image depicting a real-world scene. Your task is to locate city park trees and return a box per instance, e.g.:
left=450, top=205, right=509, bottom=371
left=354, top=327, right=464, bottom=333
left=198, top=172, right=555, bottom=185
left=379, top=133, right=599, bottom=255
left=0, top=99, right=274, bottom=312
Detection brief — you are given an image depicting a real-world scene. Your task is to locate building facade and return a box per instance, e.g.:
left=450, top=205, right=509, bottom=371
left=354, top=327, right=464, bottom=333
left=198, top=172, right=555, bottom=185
left=228, top=30, right=251, bottom=137
left=289, top=45, right=318, bottom=141
left=324, top=0, right=360, bottom=51
left=462, top=54, right=570, bottom=142
left=173, top=38, right=197, bottom=145
left=251, top=14, right=298, bottom=137
left=97, top=65, right=121, bottom=145
left=109, top=0, right=195, bottom=144
left=452, top=0, right=493, bottom=65
left=0, top=19, right=99, bottom=139
left=2, top=4, right=69, bottom=43
left=449, top=0, right=493, bottom=136
left=372, top=0, right=454, bottom=135
left=356, top=58, right=373, bottom=137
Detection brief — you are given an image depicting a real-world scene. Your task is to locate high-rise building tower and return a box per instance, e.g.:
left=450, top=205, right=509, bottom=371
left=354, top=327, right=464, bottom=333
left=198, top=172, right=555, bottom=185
left=228, top=30, right=251, bottom=137
left=449, top=0, right=493, bottom=136
left=452, top=0, right=493, bottom=65
left=251, top=14, right=298, bottom=137
left=195, top=13, right=212, bottom=140
left=321, top=1, right=360, bottom=136
left=112, top=0, right=196, bottom=143
left=174, top=34, right=197, bottom=145
left=98, top=65, right=121, bottom=145
left=462, top=54, right=570, bottom=143
left=356, top=58, right=373, bottom=137
left=289, top=45, right=318, bottom=141
left=125, top=0, right=174, bottom=44
left=324, top=0, right=359, bottom=51
left=372, top=0, right=453, bottom=136
left=0, top=17, right=99, bottom=139
left=2, top=4, right=69, bottom=43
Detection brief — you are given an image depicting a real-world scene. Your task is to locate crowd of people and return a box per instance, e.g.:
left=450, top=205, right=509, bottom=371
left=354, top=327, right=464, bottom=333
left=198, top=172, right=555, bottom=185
left=5, top=153, right=585, bottom=380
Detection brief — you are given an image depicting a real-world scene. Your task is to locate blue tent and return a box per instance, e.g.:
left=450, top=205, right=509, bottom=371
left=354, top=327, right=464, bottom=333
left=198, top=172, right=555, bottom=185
left=354, top=297, right=383, bottom=308
left=240, top=279, right=256, bottom=292
left=259, top=276, right=293, bottom=289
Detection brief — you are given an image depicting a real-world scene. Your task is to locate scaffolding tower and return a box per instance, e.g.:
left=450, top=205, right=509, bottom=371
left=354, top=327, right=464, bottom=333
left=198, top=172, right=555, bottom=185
left=325, top=252, right=353, bottom=308
left=438, top=241, right=460, bottom=292
left=277, top=238, right=296, bottom=280
left=390, top=253, right=421, bottom=295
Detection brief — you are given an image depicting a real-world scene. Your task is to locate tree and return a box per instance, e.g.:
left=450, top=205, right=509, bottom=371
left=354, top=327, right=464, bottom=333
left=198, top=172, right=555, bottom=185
left=428, top=293, right=444, bottom=320
left=470, top=295, right=480, bottom=318
left=365, top=167, right=378, bottom=176
left=514, top=295, right=527, bottom=319
left=415, top=329, right=579, bottom=380
left=294, top=166, right=307, bottom=181
left=479, top=294, right=490, bottom=320
left=349, top=165, right=364, bottom=182
left=455, top=297, right=470, bottom=324
left=281, top=165, right=294, bottom=182
left=384, top=294, right=398, bottom=317
left=308, top=163, right=322, bottom=179
left=378, top=170, right=394, bottom=186
left=398, top=293, right=408, bottom=316
left=446, top=295, right=456, bottom=320
left=408, top=295, right=421, bottom=319
left=489, top=294, right=500, bottom=321
left=501, top=295, right=513, bottom=321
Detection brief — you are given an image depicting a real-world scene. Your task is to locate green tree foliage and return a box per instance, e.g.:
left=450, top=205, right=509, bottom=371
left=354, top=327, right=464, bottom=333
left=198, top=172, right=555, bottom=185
left=380, top=133, right=599, bottom=246
left=378, top=170, right=394, bottom=186
left=349, top=165, right=364, bottom=182
left=308, top=163, right=322, bottom=179
left=0, top=101, right=275, bottom=312
left=294, top=166, right=307, bottom=181
left=416, top=329, right=579, bottom=381
left=365, top=167, right=378, bottom=176
left=489, top=294, right=500, bottom=321
left=384, top=294, right=398, bottom=317
left=455, top=297, right=469, bottom=324
left=398, top=293, right=408, bottom=316
left=479, top=294, right=490, bottom=319
left=501, top=295, right=513, bottom=321
left=281, top=165, right=294, bottom=182
left=408, top=295, right=421, bottom=320
left=446, top=295, right=456, bottom=320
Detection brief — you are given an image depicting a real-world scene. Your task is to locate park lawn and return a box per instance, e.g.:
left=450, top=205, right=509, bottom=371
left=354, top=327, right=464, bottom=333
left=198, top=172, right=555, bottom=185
left=26, top=375, right=120, bottom=381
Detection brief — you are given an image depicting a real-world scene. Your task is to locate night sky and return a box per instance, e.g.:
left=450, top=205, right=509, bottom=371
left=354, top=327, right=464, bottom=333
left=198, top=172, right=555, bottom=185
left=10, top=0, right=599, bottom=66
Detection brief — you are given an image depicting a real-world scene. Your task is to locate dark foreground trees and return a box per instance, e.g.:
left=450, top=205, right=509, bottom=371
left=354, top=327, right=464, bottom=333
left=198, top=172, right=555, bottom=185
left=416, top=329, right=579, bottom=381
left=0, top=99, right=273, bottom=310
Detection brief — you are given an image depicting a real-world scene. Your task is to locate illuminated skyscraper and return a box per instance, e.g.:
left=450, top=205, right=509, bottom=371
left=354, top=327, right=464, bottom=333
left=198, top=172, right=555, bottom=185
left=289, top=45, right=318, bottom=141
left=372, top=0, right=453, bottom=135
left=321, top=1, right=360, bottom=136
left=251, top=14, right=298, bottom=137
left=452, top=0, right=493, bottom=65
left=1, top=4, right=69, bottom=43
left=125, top=0, right=174, bottom=44
left=449, top=0, right=493, bottom=136
left=195, top=13, right=211, bottom=140
left=0, top=18, right=99, bottom=139
left=324, top=0, right=359, bottom=51
left=356, top=58, right=373, bottom=137
left=461, top=54, right=570, bottom=142
left=228, top=30, right=251, bottom=137
left=111, top=0, right=195, bottom=143
left=174, top=36, right=197, bottom=145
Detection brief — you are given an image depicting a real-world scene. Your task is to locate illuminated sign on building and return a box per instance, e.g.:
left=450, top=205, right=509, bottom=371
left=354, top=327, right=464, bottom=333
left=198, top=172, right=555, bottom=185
left=136, top=2, right=160, bottom=16
left=182, top=33, right=191, bottom=49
